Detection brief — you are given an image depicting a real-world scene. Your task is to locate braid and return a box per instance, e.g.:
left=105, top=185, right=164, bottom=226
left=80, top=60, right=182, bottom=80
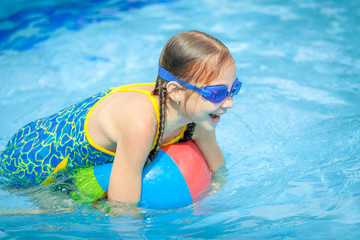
left=148, top=79, right=167, bottom=161
left=179, top=122, right=196, bottom=142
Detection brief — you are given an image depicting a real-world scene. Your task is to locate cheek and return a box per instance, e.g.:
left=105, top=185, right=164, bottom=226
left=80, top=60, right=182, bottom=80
left=183, top=97, right=202, bottom=120
left=185, top=97, right=217, bottom=118
left=183, top=99, right=198, bottom=117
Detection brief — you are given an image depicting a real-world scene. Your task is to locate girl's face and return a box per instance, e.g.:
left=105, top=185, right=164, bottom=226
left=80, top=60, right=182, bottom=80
left=182, top=63, right=237, bottom=132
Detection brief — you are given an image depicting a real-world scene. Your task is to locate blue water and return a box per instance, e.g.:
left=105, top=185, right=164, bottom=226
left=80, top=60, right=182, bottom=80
left=1, top=0, right=360, bottom=239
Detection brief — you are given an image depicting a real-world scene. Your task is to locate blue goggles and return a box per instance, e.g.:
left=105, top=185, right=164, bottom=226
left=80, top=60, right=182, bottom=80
left=158, top=66, right=242, bottom=103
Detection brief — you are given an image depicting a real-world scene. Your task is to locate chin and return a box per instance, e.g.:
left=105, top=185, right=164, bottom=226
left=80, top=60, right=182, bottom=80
left=197, top=121, right=217, bottom=133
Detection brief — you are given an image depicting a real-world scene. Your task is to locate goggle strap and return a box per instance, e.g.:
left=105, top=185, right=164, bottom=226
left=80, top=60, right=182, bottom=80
left=158, top=66, right=204, bottom=93
left=158, top=66, right=178, bottom=82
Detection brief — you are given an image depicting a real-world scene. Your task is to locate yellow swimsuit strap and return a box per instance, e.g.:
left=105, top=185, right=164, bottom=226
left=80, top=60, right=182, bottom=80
left=85, top=83, right=187, bottom=156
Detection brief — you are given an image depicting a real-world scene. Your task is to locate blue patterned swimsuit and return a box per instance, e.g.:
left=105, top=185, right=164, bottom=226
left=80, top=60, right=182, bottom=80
left=0, top=90, right=114, bottom=187
left=0, top=83, right=187, bottom=188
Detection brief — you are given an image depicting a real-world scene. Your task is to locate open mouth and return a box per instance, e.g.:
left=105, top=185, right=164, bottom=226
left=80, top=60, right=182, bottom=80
left=209, top=113, right=221, bottom=123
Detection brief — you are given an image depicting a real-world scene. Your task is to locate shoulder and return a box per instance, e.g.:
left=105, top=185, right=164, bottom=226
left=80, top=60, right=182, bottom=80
left=111, top=90, right=159, bottom=144
left=117, top=91, right=158, bottom=125
left=192, top=126, right=225, bottom=171
left=192, top=124, right=215, bottom=142
left=191, top=125, right=218, bottom=153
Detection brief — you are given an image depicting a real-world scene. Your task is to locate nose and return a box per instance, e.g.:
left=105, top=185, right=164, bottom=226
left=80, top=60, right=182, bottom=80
left=221, top=97, right=234, bottom=109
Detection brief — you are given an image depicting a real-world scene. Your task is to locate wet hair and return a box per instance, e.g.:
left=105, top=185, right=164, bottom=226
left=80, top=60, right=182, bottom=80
left=148, top=30, right=234, bottom=161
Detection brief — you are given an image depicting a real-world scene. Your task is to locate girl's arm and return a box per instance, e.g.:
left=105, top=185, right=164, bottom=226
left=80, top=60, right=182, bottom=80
left=107, top=112, right=157, bottom=203
left=192, top=125, right=225, bottom=172
left=192, top=125, right=228, bottom=196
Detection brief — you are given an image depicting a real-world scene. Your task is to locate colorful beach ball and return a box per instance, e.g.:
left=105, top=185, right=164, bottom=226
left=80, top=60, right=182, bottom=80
left=75, top=140, right=212, bottom=209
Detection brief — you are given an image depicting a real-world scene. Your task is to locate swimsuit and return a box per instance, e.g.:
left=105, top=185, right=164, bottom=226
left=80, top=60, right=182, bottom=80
left=0, top=83, right=187, bottom=187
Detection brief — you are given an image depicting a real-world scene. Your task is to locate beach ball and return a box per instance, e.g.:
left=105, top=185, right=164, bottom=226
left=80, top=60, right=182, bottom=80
left=78, top=140, right=212, bottom=209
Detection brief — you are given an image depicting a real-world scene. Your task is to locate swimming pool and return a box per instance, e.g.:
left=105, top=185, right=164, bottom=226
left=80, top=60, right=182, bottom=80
left=1, top=0, right=359, bottom=238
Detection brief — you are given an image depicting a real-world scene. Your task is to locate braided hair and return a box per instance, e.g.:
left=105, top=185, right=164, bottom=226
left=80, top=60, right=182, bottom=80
left=148, top=78, right=167, bottom=161
left=148, top=77, right=196, bottom=162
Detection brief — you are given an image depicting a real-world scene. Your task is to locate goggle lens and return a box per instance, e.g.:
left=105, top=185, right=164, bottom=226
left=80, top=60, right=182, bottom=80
left=213, top=89, right=228, bottom=102
left=209, top=78, right=242, bottom=103
left=231, top=79, right=242, bottom=97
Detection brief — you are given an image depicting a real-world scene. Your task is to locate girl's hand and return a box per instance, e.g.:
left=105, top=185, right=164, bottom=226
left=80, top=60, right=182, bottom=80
left=209, top=165, right=228, bottom=195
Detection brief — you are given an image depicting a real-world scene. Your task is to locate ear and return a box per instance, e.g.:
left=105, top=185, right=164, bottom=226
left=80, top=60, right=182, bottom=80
left=166, top=82, right=184, bottom=103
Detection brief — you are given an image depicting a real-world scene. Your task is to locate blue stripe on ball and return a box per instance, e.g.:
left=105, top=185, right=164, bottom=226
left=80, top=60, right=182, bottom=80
left=139, top=150, right=192, bottom=209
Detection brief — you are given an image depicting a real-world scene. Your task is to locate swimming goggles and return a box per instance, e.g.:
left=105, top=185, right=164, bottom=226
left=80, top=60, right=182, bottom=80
left=158, top=65, right=242, bottom=103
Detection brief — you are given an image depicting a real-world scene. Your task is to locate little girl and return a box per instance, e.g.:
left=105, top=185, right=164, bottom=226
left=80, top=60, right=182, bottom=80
left=0, top=30, right=241, bottom=204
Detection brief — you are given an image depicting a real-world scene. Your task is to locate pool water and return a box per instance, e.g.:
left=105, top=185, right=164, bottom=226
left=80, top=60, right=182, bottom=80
left=1, top=0, right=360, bottom=239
